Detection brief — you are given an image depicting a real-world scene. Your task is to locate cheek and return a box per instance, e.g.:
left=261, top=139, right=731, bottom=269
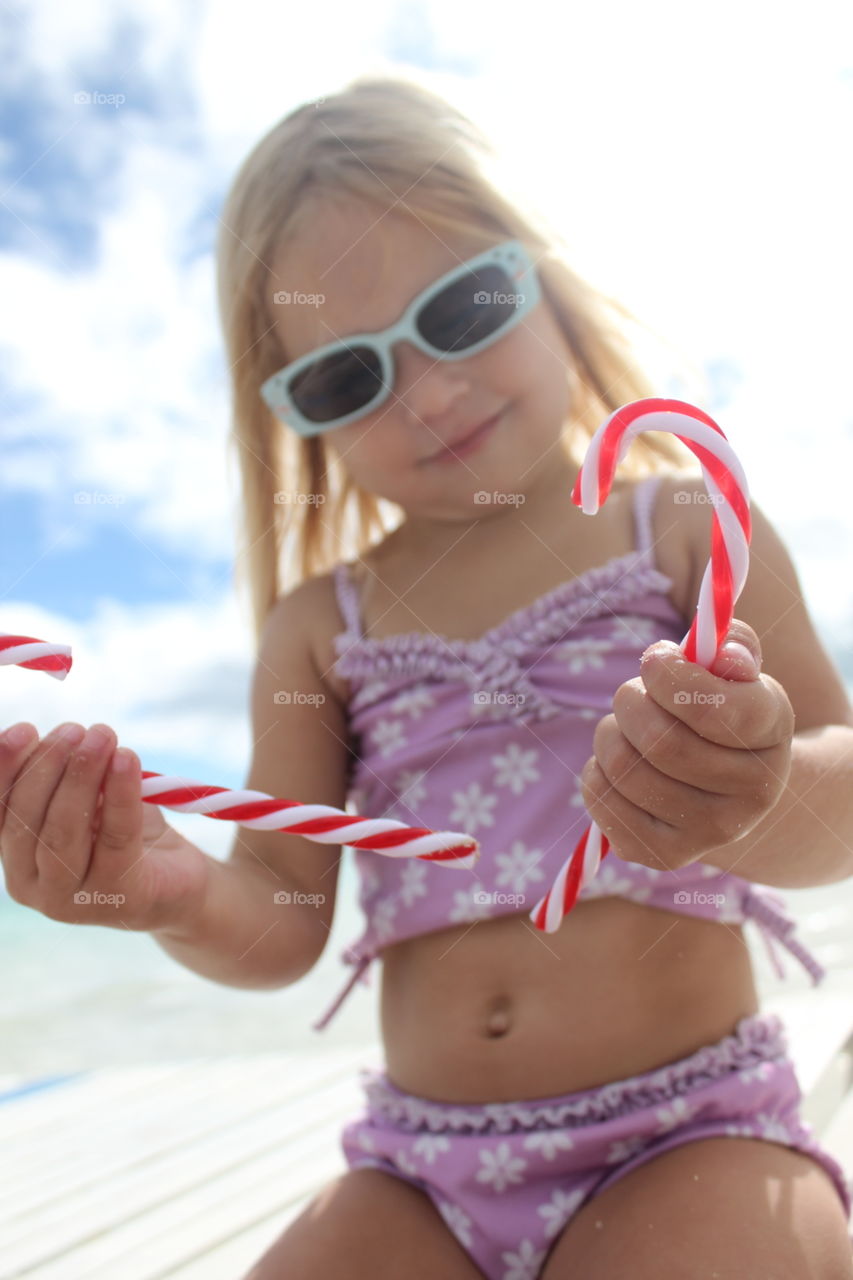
left=324, top=421, right=414, bottom=498
left=491, top=326, right=573, bottom=450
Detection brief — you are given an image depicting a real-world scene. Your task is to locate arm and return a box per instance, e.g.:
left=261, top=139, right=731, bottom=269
left=151, top=854, right=325, bottom=988
left=151, top=576, right=350, bottom=985
left=705, top=723, right=853, bottom=888
left=683, top=492, right=853, bottom=887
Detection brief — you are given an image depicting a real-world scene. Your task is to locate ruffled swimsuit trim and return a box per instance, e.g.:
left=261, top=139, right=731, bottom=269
left=356, top=1012, right=789, bottom=1134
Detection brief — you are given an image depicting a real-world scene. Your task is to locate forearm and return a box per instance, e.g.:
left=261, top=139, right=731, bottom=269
left=151, top=854, right=322, bottom=989
left=701, top=725, right=853, bottom=888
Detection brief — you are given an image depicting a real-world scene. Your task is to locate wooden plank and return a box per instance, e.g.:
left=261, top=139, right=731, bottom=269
left=5, top=1077, right=362, bottom=1279
left=0, top=1064, right=196, bottom=1146
left=154, top=1205, right=319, bottom=1280
left=2, top=1047, right=371, bottom=1218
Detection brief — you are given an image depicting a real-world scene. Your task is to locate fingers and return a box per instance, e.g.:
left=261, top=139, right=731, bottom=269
left=36, top=724, right=118, bottom=890
left=1, top=722, right=118, bottom=905
left=638, top=640, right=792, bottom=749
left=91, top=745, right=143, bottom=868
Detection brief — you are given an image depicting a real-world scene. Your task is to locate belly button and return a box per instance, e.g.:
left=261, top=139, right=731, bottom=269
left=484, top=997, right=513, bottom=1038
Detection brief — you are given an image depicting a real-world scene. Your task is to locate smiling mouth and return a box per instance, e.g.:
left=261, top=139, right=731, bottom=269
left=423, top=412, right=502, bottom=464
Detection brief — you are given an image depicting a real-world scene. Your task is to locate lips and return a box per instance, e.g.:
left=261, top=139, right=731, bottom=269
left=425, top=412, right=501, bottom=463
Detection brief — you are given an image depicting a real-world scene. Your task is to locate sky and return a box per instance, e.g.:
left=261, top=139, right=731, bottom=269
left=2, top=0, right=853, bottom=869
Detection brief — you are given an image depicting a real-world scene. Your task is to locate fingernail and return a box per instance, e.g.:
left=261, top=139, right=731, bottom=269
left=721, top=642, right=760, bottom=675
left=79, top=725, right=110, bottom=752
left=3, top=723, right=36, bottom=748
left=641, top=640, right=680, bottom=662
left=57, top=724, right=86, bottom=745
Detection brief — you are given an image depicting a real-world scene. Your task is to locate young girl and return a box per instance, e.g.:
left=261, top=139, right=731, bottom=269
left=2, top=74, right=853, bottom=1280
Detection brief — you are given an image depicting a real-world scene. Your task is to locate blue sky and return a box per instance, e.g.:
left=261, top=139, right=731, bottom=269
left=2, top=0, right=853, bottom=867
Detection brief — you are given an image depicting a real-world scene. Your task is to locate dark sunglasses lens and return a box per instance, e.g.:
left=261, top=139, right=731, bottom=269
left=289, top=346, right=384, bottom=424
left=417, top=264, right=521, bottom=353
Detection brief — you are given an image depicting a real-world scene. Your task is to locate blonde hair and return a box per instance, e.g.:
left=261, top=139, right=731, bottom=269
left=216, top=73, right=701, bottom=647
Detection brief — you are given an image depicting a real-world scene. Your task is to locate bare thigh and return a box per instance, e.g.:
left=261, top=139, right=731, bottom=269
left=540, top=1137, right=853, bottom=1280
left=239, top=1167, right=486, bottom=1280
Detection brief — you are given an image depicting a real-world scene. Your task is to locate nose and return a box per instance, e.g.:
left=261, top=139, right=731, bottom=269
left=389, top=340, right=472, bottom=421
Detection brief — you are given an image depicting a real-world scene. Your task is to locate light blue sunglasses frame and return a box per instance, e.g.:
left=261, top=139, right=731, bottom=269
left=260, top=239, right=541, bottom=436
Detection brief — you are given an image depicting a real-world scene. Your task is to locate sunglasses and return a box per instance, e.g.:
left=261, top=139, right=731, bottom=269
left=260, top=239, right=541, bottom=436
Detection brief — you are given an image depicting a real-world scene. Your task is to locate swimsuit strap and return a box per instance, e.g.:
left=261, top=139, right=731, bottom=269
left=632, top=473, right=665, bottom=559
left=333, top=561, right=365, bottom=640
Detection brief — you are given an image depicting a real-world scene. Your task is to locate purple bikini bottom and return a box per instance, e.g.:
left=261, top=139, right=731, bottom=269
left=340, top=1012, right=852, bottom=1280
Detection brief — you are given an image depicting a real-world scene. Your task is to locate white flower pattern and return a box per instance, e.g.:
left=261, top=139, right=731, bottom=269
left=555, top=637, right=615, bottom=674
left=394, top=767, right=428, bottom=810
left=448, top=887, right=495, bottom=923
left=500, top=1238, right=548, bottom=1280
left=494, top=842, right=546, bottom=893
left=607, top=615, right=661, bottom=647
left=391, top=685, right=436, bottom=719
left=412, top=1134, right=453, bottom=1164
left=655, top=1096, right=696, bottom=1133
left=476, top=1142, right=528, bottom=1192
left=523, top=1130, right=575, bottom=1160
left=398, top=859, right=429, bottom=908
left=449, top=781, right=498, bottom=831
left=436, top=1198, right=474, bottom=1248
left=492, top=741, right=541, bottom=795
left=606, top=1133, right=651, bottom=1164
left=370, top=717, right=407, bottom=758
left=537, top=1185, right=587, bottom=1238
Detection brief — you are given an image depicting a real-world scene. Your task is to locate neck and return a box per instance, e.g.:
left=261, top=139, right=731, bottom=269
left=394, top=448, right=584, bottom=562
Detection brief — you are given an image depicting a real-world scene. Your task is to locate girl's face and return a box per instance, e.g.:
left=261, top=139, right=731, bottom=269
left=268, top=200, right=576, bottom=524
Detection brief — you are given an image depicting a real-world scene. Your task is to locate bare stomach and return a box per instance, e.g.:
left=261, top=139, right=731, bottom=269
left=379, top=896, right=760, bottom=1103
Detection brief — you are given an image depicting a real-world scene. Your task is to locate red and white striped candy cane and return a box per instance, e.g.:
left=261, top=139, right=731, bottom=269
left=0, top=634, right=72, bottom=680
left=1, top=634, right=479, bottom=869
left=529, top=397, right=751, bottom=933
left=136, top=772, right=478, bottom=866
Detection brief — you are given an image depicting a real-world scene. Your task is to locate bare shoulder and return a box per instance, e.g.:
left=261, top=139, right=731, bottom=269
left=297, top=562, right=367, bottom=711
left=633, top=470, right=706, bottom=621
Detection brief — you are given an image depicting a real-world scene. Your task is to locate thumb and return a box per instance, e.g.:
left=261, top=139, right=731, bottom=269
left=709, top=621, right=762, bottom=681
left=140, top=801, right=174, bottom=846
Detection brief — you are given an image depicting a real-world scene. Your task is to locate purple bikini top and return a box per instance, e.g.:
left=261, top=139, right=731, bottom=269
left=312, top=474, right=825, bottom=1031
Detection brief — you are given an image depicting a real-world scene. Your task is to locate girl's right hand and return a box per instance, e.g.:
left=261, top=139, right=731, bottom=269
left=0, top=721, right=211, bottom=934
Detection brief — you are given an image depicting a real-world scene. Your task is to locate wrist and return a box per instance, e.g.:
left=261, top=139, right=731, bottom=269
left=148, top=846, right=222, bottom=941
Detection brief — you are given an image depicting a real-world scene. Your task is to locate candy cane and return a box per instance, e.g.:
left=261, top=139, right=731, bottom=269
left=2, top=637, right=479, bottom=868
left=0, top=635, right=72, bottom=680
left=529, top=397, right=751, bottom=933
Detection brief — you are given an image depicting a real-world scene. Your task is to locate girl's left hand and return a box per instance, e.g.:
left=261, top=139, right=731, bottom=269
left=580, top=619, right=795, bottom=870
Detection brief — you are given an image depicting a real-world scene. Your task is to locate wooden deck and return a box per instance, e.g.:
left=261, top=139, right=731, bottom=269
left=2, top=988, right=852, bottom=1279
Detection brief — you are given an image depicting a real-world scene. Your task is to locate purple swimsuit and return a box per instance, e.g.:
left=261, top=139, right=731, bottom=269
left=319, top=473, right=851, bottom=1276
left=313, top=473, right=824, bottom=1033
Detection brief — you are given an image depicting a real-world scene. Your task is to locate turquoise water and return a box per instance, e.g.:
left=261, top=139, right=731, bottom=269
left=2, top=859, right=852, bottom=1079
